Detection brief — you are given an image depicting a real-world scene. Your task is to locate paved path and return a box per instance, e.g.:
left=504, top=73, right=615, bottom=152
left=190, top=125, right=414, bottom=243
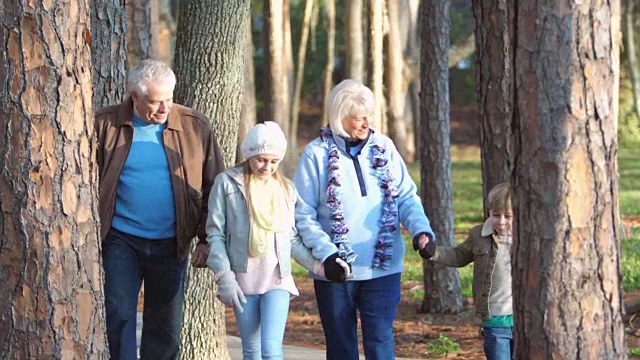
left=137, top=312, right=419, bottom=359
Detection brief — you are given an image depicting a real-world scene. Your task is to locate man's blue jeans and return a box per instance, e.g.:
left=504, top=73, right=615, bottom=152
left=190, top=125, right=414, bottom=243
left=234, top=289, right=291, bottom=360
left=482, top=326, right=513, bottom=360
left=314, top=273, right=401, bottom=360
left=103, top=228, right=187, bottom=360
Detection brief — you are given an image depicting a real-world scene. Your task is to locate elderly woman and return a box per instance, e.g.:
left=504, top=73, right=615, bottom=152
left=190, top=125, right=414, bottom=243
left=293, top=79, right=435, bottom=360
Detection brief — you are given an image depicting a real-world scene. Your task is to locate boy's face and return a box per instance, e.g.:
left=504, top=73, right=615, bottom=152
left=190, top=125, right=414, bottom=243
left=490, top=210, right=513, bottom=236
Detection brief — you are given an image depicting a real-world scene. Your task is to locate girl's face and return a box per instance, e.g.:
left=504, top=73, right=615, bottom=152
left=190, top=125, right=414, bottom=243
left=490, top=210, right=513, bottom=236
left=248, top=154, right=281, bottom=180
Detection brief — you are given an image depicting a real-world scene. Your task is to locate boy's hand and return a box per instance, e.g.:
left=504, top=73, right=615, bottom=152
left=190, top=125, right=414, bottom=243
left=412, top=233, right=436, bottom=259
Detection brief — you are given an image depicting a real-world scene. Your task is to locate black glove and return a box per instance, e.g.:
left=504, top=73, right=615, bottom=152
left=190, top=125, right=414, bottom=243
left=412, top=233, right=436, bottom=259
left=323, top=252, right=349, bottom=282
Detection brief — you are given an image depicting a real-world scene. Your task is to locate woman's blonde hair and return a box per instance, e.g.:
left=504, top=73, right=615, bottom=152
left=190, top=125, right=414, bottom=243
left=487, top=182, right=512, bottom=213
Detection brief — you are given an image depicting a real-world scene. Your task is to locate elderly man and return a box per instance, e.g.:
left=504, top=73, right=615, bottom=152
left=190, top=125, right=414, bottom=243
left=95, top=59, right=224, bottom=360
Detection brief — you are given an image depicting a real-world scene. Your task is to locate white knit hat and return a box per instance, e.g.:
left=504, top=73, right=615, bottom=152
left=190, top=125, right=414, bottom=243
left=241, top=121, right=287, bottom=160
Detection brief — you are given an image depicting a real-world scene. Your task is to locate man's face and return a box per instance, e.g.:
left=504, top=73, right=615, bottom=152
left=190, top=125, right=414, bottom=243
left=131, top=80, right=174, bottom=124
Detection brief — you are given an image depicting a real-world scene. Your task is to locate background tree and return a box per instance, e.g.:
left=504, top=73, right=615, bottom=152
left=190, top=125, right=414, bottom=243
left=91, top=0, right=128, bottom=108
left=126, top=0, right=160, bottom=68
left=472, top=0, right=515, bottom=215
left=0, top=1, right=108, bottom=357
left=238, top=18, right=258, bottom=164
left=173, top=0, right=250, bottom=358
left=419, top=0, right=463, bottom=314
left=368, top=0, right=385, bottom=131
left=345, top=0, right=365, bottom=81
left=512, top=0, right=624, bottom=357
left=321, top=0, right=336, bottom=125
left=625, top=0, right=640, bottom=121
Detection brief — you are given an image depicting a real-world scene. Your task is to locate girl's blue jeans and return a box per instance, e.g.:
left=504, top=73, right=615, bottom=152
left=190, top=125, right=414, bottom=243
left=234, top=289, right=291, bottom=360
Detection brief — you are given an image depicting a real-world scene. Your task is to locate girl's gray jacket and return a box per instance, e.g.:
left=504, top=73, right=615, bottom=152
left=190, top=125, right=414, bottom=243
left=205, top=164, right=317, bottom=277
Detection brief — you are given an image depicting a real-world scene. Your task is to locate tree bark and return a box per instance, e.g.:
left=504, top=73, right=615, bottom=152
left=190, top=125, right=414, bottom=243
left=472, top=0, right=515, bottom=217
left=237, top=18, right=257, bottom=164
left=368, top=0, right=385, bottom=132
left=386, top=0, right=410, bottom=160
left=626, top=1, right=640, bottom=121
left=291, top=0, right=315, bottom=155
left=173, top=0, right=250, bottom=358
left=512, top=0, right=624, bottom=358
left=91, top=0, right=128, bottom=109
left=345, top=0, right=365, bottom=82
left=322, top=0, right=336, bottom=126
left=419, top=0, right=463, bottom=314
left=126, top=0, right=160, bottom=68
left=0, top=1, right=108, bottom=358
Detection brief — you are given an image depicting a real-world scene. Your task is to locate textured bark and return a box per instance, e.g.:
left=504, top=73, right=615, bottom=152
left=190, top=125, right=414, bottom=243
left=237, top=19, right=257, bottom=164
left=472, top=0, right=515, bottom=216
left=386, top=0, right=410, bottom=160
left=322, top=0, right=336, bottom=126
left=345, top=0, right=365, bottom=81
left=291, top=0, right=315, bottom=154
left=512, top=0, right=624, bottom=358
left=91, top=0, right=127, bottom=109
left=126, top=0, right=160, bottom=68
left=368, top=0, right=385, bottom=132
left=173, top=0, right=250, bottom=358
left=264, top=0, right=290, bottom=136
left=0, top=1, right=108, bottom=358
left=626, top=1, right=640, bottom=121
left=419, top=0, right=463, bottom=314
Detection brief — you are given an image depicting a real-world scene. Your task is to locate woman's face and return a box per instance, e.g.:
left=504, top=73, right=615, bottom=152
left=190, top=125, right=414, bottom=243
left=248, top=154, right=281, bottom=180
left=341, top=113, right=370, bottom=140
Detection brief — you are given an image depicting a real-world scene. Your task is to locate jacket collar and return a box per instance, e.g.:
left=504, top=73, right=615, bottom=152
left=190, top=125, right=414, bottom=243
left=481, top=218, right=494, bottom=237
left=330, top=128, right=375, bottom=153
left=226, top=164, right=248, bottom=199
left=116, top=96, right=183, bottom=132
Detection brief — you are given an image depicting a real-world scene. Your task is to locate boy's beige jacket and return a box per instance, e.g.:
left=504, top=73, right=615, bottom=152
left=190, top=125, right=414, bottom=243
left=431, top=219, right=503, bottom=320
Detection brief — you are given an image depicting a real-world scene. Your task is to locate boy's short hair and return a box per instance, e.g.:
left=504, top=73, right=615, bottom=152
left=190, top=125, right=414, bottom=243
left=487, top=182, right=511, bottom=213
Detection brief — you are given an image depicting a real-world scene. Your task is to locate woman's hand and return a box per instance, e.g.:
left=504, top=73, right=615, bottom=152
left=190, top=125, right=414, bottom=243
left=412, top=233, right=436, bottom=259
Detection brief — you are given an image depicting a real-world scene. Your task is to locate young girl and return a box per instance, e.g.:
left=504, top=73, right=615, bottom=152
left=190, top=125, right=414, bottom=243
left=206, top=121, right=347, bottom=360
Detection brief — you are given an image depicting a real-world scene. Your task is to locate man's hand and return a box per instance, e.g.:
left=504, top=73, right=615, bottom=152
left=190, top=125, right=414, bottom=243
left=191, top=243, right=208, bottom=268
left=412, top=233, right=436, bottom=259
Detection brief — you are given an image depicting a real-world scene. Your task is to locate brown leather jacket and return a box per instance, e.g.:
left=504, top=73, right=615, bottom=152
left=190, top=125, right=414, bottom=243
left=95, top=98, right=224, bottom=259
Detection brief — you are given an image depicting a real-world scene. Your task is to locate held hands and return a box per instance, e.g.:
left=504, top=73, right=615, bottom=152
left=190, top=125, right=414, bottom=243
left=322, top=253, right=353, bottom=283
left=191, top=243, right=208, bottom=268
left=313, top=257, right=355, bottom=281
left=412, top=233, right=436, bottom=259
left=216, top=271, right=247, bottom=313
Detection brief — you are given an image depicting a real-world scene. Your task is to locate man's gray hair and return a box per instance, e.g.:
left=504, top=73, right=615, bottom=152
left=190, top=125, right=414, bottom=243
left=326, top=79, right=375, bottom=138
left=127, top=59, right=177, bottom=95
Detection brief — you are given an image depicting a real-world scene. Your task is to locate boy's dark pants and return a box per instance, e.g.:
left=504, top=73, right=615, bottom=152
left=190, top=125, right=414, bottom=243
left=102, top=228, right=187, bottom=360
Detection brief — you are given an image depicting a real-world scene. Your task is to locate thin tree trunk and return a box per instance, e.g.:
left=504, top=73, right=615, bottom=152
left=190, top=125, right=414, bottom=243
left=512, top=0, right=624, bottom=357
left=419, top=0, right=463, bottom=314
left=91, top=0, right=128, bottom=109
left=322, top=0, right=336, bottom=126
left=157, top=0, right=176, bottom=65
left=0, top=1, right=108, bottom=357
left=472, top=0, right=515, bottom=216
left=126, top=0, right=160, bottom=68
left=626, top=1, right=640, bottom=121
left=174, top=0, right=250, bottom=358
left=345, top=0, right=365, bottom=81
left=386, top=0, right=410, bottom=159
left=399, top=0, right=420, bottom=162
left=291, top=0, right=315, bottom=155
left=237, top=18, right=257, bottom=164
left=369, top=0, right=385, bottom=131
left=448, top=33, right=475, bottom=68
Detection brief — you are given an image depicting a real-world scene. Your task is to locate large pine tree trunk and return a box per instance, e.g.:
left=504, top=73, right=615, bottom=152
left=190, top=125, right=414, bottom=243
left=0, top=1, right=108, bottom=358
left=472, top=0, right=515, bottom=216
left=419, top=0, right=463, bottom=314
left=91, top=0, right=128, bottom=109
left=173, top=0, right=250, bottom=358
left=345, top=0, right=365, bottom=82
left=126, top=0, right=160, bottom=68
left=512, top=0, right=624, bottom=358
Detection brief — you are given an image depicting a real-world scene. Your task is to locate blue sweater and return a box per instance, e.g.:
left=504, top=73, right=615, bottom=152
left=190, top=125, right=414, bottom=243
left=112, top=115, right=176, bottom=239
left=293, top=130, right=435, bottom=280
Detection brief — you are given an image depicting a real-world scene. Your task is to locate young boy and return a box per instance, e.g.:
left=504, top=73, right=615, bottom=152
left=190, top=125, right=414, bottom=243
left=414, top=182, right=513, bottom=360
